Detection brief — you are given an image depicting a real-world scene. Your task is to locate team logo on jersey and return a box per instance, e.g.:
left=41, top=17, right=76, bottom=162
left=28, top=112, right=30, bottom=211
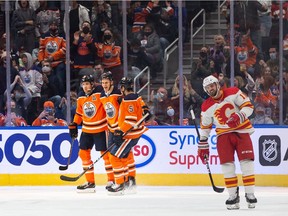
left=214, top=103, right=234, bottom=125
left=259, top=135, right=281, bottom=166
left=46, top=41, right=58, bottom=54
left=104, top=102, right=115, bottom=118
left=128, top=105, right=134, bottom=113
left=23, top=74, right=32, bottom=84
left=83, top=102, right=96, bottom=118
left=104, top=49, right=112, bottom=59
left=237, top=50, right=248, bottom=63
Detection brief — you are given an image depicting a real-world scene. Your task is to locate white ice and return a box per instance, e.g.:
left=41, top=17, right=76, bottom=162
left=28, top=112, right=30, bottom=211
left=0, top=186, right=287, bottom=216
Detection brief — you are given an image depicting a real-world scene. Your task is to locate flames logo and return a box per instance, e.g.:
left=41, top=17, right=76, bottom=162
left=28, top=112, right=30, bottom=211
left=83, top=102, right=96, bottom=118
left=214, top=103, right=234, bottom=124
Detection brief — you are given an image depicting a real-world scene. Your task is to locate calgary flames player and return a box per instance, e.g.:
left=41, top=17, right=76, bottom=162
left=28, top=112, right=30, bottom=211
left=104, top=77, right=150, bottom=195
left=68, top=75, right=113, bottom=193
left=198, top=75, right=257, bottom=210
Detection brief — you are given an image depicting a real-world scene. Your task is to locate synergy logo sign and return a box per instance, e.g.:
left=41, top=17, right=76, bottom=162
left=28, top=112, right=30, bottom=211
left=259, top=135, right=281, bottom=166
left=133, top=134, right=156, bottom=168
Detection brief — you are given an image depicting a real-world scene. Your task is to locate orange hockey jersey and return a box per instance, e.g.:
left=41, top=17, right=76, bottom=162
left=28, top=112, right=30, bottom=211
left=38, top=33, right=66, bottom=68
left=118, top=93, right=148, bottom=139
left=100, top=87, right=122, bottom=133
left=95, top=42, right=121, bottom=69
left=73, top=85, right=107, bottom=134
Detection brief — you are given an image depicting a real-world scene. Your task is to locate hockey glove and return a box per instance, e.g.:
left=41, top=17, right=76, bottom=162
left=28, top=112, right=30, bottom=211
left=142, top=105, right=152, bottom=121
left=68, top=122, right=78, bottom=139
left=113, top=129, right=124, bottom=146
left=198, top=139, right=209, bottom=164
left=226, top=112, right=245, bottom=128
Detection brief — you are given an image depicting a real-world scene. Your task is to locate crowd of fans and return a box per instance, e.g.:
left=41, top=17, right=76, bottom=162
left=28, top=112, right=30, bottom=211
left=0, top=0, right=287, bottom=127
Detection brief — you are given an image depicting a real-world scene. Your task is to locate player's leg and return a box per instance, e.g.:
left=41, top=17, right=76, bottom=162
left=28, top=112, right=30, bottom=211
left=217, top=133, right=240, bottom=210
left=236, top=133, right=257, bottom=208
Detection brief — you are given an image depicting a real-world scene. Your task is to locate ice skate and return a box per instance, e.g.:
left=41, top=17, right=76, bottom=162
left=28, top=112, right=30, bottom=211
left=226, top=187, right=240, bottom=210
left=107, top=183, right=125, bottom=196
left=76, top=182, right=95, bottom=193
left=245, top=193, right=257, bottom=208
left=124, top=176, right=137, bottom=195
left=105, top=181, right=114, bottom=190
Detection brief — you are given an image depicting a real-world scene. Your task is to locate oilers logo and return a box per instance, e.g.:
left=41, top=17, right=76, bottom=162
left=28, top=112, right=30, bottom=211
left=104, top=102, right=115, bottom=118
left=237, top=50, right=248, bottom=63
left=83, top=102, right=96, bottom=118
left=46, top=41, right=58, bottom=54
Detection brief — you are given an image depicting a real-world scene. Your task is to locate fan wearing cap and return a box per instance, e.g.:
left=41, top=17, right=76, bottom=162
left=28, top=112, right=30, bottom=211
left=197, top=75, right=257, bottom=209
left=68, top=74, right=111, bottom=193
left=32, top=101, right=67, bottom=126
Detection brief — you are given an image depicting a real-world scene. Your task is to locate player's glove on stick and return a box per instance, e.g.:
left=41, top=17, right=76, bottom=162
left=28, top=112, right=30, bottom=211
left=198, top=139, right=209, bottom=163
left=226, top=112, right=245, bottom=128
left=68, top=122, right=78, bottom=139
left=142, top=105, right=152, bottom=121
left=113, top=129, right=124, bottom=146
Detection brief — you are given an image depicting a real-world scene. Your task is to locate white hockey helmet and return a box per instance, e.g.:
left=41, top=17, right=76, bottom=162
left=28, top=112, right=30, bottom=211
left=203, top=75, right=220, bottom=97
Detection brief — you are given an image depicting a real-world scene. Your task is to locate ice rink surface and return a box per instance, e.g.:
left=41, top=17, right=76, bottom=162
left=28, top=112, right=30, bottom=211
left=0, top=186, right=287, bottom=216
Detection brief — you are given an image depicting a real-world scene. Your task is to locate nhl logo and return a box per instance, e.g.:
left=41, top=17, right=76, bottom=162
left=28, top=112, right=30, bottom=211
left=259, top=135, right=281, bottom=166
left=262, top=139, right=277, bottom=162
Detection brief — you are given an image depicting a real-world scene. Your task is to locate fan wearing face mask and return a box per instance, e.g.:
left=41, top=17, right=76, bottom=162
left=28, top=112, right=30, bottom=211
left=95, top=28, right=123, bottom=85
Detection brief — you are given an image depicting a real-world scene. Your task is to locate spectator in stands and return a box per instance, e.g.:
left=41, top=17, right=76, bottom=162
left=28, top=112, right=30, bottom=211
left=150, top=86, right=176, bottom=125
left=191, top=46, right=212, bottom=98
left=251, top=103, right=274, bottom=124
left=11, top=0, right=36, bottom=53
left=32, top=100, right=67, bottom=126
left=233, top=0, right=268, bottom=57
left=38, top=19, right=66, bottom=96
left=266, top=47, right=288, bottom=79
left=233, top=64, right=255, bottom=100
left=258, top=0, right=272, bottom=38
left=137, top=23, right=163, bottom=79
left=209, top=34, right=226, bottom=75
left=68, top=0, right=90, bottom=44
left=4, top=75, right=32, bottom=121
left=56, top=91, right=78, bottom=121
left=95, top=28, right=123, bottom=84
left=129, top=0, right=154, bottom=38
left=91, top=0, right=112, bottom=27
left=19, top=52, right=43, bottom=125
left=40, top=60, right=61, bottom=106
left=0, top=51, right=19, bottom=114
left=254, top=74, right=278, bottom=123
left=0, top=99, right=28, bottom=127
left=35, top=0, right=61, bottom=38
left=168, top=75, right=204, bottom=121
left=71, top=21, right=96, bottom=84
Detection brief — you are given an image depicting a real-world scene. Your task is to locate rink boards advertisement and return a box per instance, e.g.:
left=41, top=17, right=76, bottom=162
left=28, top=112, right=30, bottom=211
left=0, top=126, right=287, bottom=186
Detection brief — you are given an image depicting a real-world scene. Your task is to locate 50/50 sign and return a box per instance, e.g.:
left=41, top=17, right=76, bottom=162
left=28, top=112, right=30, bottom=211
left=0, top=133, right=79, bottom=166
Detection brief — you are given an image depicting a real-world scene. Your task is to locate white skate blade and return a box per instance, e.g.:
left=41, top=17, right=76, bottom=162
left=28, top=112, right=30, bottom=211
left=226, top=203, right=240, bottom=210
left=76, top=188, right=96, bottom=193
left=248, top=203, right=256, bottom=208
left=107, top=190, right=124, bottom=196
left=124, top=186, right=137, bottom=195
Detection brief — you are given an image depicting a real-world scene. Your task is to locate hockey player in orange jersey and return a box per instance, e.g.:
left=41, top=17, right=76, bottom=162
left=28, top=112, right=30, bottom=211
left=99, top=71, right=122, bottom=191
left=68, top=75, right=113, bottom=193
left=105, top=77, right=151, bottom=195
left=197, top=75, right=257, bottom=210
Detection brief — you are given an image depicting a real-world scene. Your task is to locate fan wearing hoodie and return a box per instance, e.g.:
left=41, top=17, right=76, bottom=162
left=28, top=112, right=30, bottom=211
left=19, top=52, right=43, bottom=125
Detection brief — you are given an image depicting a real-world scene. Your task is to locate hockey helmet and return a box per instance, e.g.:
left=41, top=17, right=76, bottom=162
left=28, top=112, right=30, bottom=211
left=81, top=74, right=94, bottom=84
left=203, top=75, right=220, bottom=96
left=101, top=71, right=113, bottom=81
left=119, top=77, right=133, bottom=90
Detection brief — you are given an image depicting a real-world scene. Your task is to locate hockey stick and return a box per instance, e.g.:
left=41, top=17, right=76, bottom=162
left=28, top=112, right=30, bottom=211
left=60, top=113, right=149, bottom=182
left=59, top=137, right=75, bottom=171
left=190, top=109, right=224, bottom=193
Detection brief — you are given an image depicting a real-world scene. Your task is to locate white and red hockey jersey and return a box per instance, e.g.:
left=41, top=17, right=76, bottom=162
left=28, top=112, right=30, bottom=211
left=200, top=87, right=254, bottom=138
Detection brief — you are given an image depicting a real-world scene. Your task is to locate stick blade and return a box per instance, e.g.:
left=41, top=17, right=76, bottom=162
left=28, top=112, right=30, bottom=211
left=59, top=165, right=68, bottom=171
left=60, top=175, right=80, bottom=182
left=213, top=186, right=225, bottom=193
